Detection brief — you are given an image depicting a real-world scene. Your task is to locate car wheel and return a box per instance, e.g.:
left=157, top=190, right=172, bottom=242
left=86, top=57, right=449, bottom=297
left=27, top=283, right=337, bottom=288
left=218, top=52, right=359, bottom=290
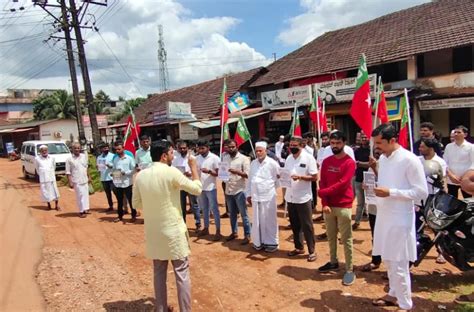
left=22, top=166, right=29, bottom=179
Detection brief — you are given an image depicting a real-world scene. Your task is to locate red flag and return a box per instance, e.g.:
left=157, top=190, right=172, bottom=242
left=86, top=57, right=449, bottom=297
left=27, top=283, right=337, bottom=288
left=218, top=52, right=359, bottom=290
left=309, top=95, right=328, bottom=132
left=376, top=81, right=389, bottom=124
left=350, top=54, right=373, bottom=137
left=398, top=95, right=409, bottom=149
left=219, top=78, right=229, bottom=153
left=123, top=116, right=139, bottom=155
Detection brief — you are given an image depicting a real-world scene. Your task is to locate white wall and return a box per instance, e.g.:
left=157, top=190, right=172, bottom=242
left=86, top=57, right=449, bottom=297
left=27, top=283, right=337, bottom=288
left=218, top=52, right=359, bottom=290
left=39, top=119, right=92, bottom=142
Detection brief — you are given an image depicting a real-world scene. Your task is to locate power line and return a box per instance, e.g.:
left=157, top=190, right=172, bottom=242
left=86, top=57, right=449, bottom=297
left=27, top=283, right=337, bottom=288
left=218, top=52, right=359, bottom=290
left=96, top=30, right=144, bottom=96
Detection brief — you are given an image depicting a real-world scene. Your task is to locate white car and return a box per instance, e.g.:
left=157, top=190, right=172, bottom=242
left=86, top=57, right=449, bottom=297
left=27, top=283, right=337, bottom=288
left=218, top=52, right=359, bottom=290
left=21, top=140, right=71, bottom=178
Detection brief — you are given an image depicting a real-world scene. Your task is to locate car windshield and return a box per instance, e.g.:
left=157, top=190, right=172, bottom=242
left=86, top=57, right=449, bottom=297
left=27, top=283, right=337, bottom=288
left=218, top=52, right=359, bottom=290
left=37, top=143, right=70, bottom=155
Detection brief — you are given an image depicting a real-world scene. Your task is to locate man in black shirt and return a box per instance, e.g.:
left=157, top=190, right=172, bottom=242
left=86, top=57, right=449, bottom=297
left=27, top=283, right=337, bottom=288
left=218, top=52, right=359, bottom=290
left=413, top=122, right=443, bottom=157
left=352, top=132, right=370, bottom=230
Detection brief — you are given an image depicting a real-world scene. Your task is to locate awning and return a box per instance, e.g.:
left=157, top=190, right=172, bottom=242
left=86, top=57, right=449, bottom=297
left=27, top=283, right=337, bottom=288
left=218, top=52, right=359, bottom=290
left=0, top=127, right=34, bottom=133
left=11, top=127, right=34, bottom=133
left=0, top=128, right=14, bottom=133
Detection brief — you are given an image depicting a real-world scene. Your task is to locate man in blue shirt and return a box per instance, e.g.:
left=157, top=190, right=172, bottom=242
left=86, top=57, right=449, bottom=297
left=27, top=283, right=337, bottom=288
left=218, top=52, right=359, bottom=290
left=135, top=134, right=153, bottom=171
left=97, top=143, right=115, bottom=211
left=112, top=141, right=137, bottom=222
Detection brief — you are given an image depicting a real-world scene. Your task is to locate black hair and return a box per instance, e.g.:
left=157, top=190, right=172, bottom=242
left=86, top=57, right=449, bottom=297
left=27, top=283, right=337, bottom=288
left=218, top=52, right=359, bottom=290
left=289, top=136, right=304, bottom=144
left=372, top=124, right=397, bottom=141
left=420, top=138, right=440, bottom=150
left=455, top=125, right=468, bottom=134
left=226, top=139, right=236, bottom=145
left=420, top=122, right=434, bottom=131
left=223, top=139, right=231, bottom=145
left=140, top=134, right=150, bottom=141
left=197, top=139, right=209, bottom=147
left=176, top=140, right=187, bottom=147
left=150, top=140, right=172, bottom=162
left=302, top=132, right=314, bottom=139
left=329, top=130, right=346, bottom=142
left=320, top=131, right=330, bottom=138
left=113, top=141, right=124, bottom=148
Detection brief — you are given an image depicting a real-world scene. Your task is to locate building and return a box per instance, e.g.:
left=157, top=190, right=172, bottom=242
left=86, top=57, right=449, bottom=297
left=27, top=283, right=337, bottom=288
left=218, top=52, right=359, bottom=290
left=248, top=0, right=474, bottom=144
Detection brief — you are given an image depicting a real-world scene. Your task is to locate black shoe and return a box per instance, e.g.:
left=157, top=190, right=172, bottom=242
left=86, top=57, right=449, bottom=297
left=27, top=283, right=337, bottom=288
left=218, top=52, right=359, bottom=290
left=195, top=224, right=202, bottom=232
left=226, top=233, right=238, bottom=241
left=130, top=216, right=137, bottom=223
left=316, top=232, right=327, bottom=240
left=318, top=262, right=339, bottom=272
left=352, top=223, right=360, bottom=231
left=220, top=212, right=229, bottom=218
left=113, top=217, right=122, bottom=223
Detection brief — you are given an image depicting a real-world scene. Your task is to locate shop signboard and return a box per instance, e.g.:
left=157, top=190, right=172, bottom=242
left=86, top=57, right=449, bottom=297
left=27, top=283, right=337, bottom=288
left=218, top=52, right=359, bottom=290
left=83, top=115, right=108, bottom=128
left=418, top=97, right=474, bottom=110
left=167, top=101, right=193, bottom=119
left=153, top=109, right=168, bottom=124
left=261, top=85, right=310, bottom=110
left=179, top=123, right=199, bottom=140
left=269, top=111, right=292, bottom=121
left=316, top=74, right=377, bottom=104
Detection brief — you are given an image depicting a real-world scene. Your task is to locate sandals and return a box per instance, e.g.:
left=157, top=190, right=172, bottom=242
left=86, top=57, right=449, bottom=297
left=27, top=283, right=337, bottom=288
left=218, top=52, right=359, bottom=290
left=361, top=262, right=380, bottom=272
left=288, top=249, right=305, bottom=257
left=372, top=298, right=397, bottom=307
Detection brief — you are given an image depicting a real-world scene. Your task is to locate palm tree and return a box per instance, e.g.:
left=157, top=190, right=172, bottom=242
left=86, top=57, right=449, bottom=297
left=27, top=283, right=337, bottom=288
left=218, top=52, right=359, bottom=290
left=33, top=90, right=78, bottom=120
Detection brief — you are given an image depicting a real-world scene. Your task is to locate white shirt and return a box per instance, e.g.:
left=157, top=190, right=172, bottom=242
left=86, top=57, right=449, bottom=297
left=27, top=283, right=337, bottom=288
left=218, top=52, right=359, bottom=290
left=320, top=145, right=355, bottom=165
left=443, top=140, right=473, bottom=185
left=304, top=145, right=314, bottom=157
left=66, top=153, right=89, bottom=185
left=373, top=147, right=428, bottom=262
left=317, top=146, right=328, bottom=167
left=275, top=141, right=284, bottom=161
left=284, top=151, right=318, bottom=204
left=196, top=152, right=220, bottom=191
left=246, top=156, right=280, bottom=202
left=35, top=155, right=56, bottom=183
left=418, top=155, right=447, bottom=195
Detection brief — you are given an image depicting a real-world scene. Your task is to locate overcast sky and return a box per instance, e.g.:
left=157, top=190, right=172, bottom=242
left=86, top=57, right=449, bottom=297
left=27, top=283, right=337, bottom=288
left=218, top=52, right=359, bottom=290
left=0, top=0, right=430, bottom=99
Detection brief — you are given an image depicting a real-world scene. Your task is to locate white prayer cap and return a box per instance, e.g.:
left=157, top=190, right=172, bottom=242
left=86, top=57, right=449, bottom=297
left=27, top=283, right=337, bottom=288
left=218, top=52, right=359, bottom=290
left=39, top=145, right=48, bottom=151
left=255, top=141, right=267, bottom=149
left=279, top=135, right=284, bottom=140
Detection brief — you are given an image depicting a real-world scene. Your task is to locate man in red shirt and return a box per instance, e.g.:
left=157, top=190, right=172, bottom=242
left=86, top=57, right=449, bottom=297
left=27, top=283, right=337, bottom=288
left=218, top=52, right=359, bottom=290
left=318, top=130, right=357, bottom=286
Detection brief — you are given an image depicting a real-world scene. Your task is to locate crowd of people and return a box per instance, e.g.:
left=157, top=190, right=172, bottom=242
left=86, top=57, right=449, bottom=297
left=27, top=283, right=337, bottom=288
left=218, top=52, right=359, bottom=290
left=33, top=122, right=474, bottom=312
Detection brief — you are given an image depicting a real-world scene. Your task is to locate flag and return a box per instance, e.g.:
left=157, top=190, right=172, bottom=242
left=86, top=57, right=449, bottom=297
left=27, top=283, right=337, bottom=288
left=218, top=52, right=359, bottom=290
left=374, top=80, right=389, bottom=124
left=220, top=78, right=230, bottom=143
left=398, top=95, right=409, bottom=149
left=289, top=106, right=301, bottom=136
left=234, top=115, right=251, bottom=147
left=309, top=95, right=328, bottom=132
left=123, top=115, right=139, bottom=155
left=227, top=92, right=250, bottom=113
left=350, top=54, right=373, bottom=136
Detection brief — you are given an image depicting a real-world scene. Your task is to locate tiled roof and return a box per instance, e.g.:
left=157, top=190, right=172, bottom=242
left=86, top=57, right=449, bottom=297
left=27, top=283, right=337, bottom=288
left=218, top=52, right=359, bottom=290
left=251, top=0, right=474, bottom=87
left=130, top=67, right=267, bottom=123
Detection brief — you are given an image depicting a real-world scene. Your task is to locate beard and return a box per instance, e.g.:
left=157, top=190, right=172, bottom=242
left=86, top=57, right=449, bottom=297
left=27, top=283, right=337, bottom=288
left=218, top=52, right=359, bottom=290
left=331, top=147, right=343, bottom=155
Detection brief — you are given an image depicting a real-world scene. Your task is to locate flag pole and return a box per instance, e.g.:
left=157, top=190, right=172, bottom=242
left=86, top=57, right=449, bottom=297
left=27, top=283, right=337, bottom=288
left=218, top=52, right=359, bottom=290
left=130, top=106, right=140, bottom=148
left=315, top=86, right=322, bottom=149
left=404, top=88, right=414, bottom=153
left=369, top=76, right=381, bottom=157
left=238, top=110, right=256, bottom=158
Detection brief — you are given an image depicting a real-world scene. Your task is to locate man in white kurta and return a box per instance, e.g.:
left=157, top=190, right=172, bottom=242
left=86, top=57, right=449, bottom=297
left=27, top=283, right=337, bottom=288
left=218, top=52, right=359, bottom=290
left=372, top=124, right=428, bottom=311
left=66, top=143, right=90, bottom=218
left=35, top=145, right=60, bottom=210
left=246, top=142, right=280, bottom=252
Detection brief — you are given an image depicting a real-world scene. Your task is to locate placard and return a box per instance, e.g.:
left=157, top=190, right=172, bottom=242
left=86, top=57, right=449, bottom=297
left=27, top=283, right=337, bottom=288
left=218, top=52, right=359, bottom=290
left=316, top=74, right=377, bottom=104
left=217, top=162, right=230, bottom=182
left=167, top=101, right=193, bottom=119
left=112, top=170, right=122, bottom=184
left=364, top=171, right=377, bottom=205
left=279, top=168, right=291, bottom=189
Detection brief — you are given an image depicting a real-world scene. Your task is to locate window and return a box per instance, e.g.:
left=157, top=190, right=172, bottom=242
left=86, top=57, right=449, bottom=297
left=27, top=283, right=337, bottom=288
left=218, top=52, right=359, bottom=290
left=36, top=143, right=69, bottom=155
left=453, top=45, right=473, bottom=73
left=21, top=145, right=26, bottom=154
left=26, top=145, right=35, bottom=156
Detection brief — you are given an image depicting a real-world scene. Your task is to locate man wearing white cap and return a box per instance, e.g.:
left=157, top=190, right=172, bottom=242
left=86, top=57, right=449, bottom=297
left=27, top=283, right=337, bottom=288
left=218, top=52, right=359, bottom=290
left=66, top=142, right=91, bottom=218
left=246, top=141, right=280, bottom=252
left=35, top=144, right=60, bottom=210
left=275, top=135, right=285, bottom=164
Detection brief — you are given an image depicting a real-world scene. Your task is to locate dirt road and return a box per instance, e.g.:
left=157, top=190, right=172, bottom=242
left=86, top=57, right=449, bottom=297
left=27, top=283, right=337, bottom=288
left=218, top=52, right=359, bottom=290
left=0, top=158, right=472, bottom=311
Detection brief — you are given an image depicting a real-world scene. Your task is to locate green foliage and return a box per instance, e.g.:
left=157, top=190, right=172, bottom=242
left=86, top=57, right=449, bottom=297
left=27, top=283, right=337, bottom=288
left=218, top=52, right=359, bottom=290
left=88, top=154, right=103, bottom=192
left=110, top=97, right=146, bottom=122
left=33, top=90, right=79, bottom=120
left=93, top=90, right=111, bottom=115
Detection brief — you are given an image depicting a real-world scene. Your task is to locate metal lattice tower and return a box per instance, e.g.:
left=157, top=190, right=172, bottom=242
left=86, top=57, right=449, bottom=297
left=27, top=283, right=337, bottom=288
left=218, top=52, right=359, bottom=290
left=157, top=25, right=169, bottom=92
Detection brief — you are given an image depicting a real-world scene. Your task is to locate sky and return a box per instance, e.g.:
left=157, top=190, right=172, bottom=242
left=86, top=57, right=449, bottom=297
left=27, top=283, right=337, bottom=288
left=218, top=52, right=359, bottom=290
left=0, top=0, right=431, bottom=99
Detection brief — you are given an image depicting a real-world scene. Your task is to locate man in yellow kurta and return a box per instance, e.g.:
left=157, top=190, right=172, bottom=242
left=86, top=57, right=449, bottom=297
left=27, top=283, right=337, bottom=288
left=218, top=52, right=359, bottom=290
left=133, top=140, right=202, bottom=312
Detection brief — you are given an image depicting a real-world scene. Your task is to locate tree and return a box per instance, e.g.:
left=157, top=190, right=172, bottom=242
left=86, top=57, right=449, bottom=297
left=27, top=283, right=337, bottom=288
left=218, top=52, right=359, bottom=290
left=110, top=97, right=146, bottom=122
left=93, top=90, right=111, bottom=115
left=33, top=90, right=78, bottom=120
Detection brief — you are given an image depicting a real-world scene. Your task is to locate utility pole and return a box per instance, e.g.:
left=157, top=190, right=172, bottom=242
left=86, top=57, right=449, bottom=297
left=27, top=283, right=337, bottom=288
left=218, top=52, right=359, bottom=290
left=60, top=0, right=85, bottom=143
left=33, top=0, right=85, bottom=143
left=157, top=25, right=170, bottom=92
left=69, top=0, right=101, bottom=147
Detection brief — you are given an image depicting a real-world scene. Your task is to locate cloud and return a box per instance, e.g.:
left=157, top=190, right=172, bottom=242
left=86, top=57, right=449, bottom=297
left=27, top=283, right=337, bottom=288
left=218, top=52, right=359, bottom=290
left=277, top=0, right=432, bottom=46
left=0, top=0, right=270, bottom=99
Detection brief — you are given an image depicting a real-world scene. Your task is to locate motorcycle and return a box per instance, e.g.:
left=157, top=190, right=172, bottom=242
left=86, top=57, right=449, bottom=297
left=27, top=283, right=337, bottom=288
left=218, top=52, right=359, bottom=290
left=8, top=148, right=20, bottom=161
left=414, top=160, right=474, bottom=271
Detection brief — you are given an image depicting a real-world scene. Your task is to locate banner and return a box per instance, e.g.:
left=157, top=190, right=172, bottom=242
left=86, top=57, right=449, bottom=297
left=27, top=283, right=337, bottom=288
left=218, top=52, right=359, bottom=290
left=227, top=92, right=250, bottom=113
left=167, top=101, right=193, bottom=119
left=316, top=74, right=377, bottom=104
left=261, top=85, right=310, bottom=110
left=82, top=115, right=108, bottom=128
left=418, top=97, right=474, bottom=110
